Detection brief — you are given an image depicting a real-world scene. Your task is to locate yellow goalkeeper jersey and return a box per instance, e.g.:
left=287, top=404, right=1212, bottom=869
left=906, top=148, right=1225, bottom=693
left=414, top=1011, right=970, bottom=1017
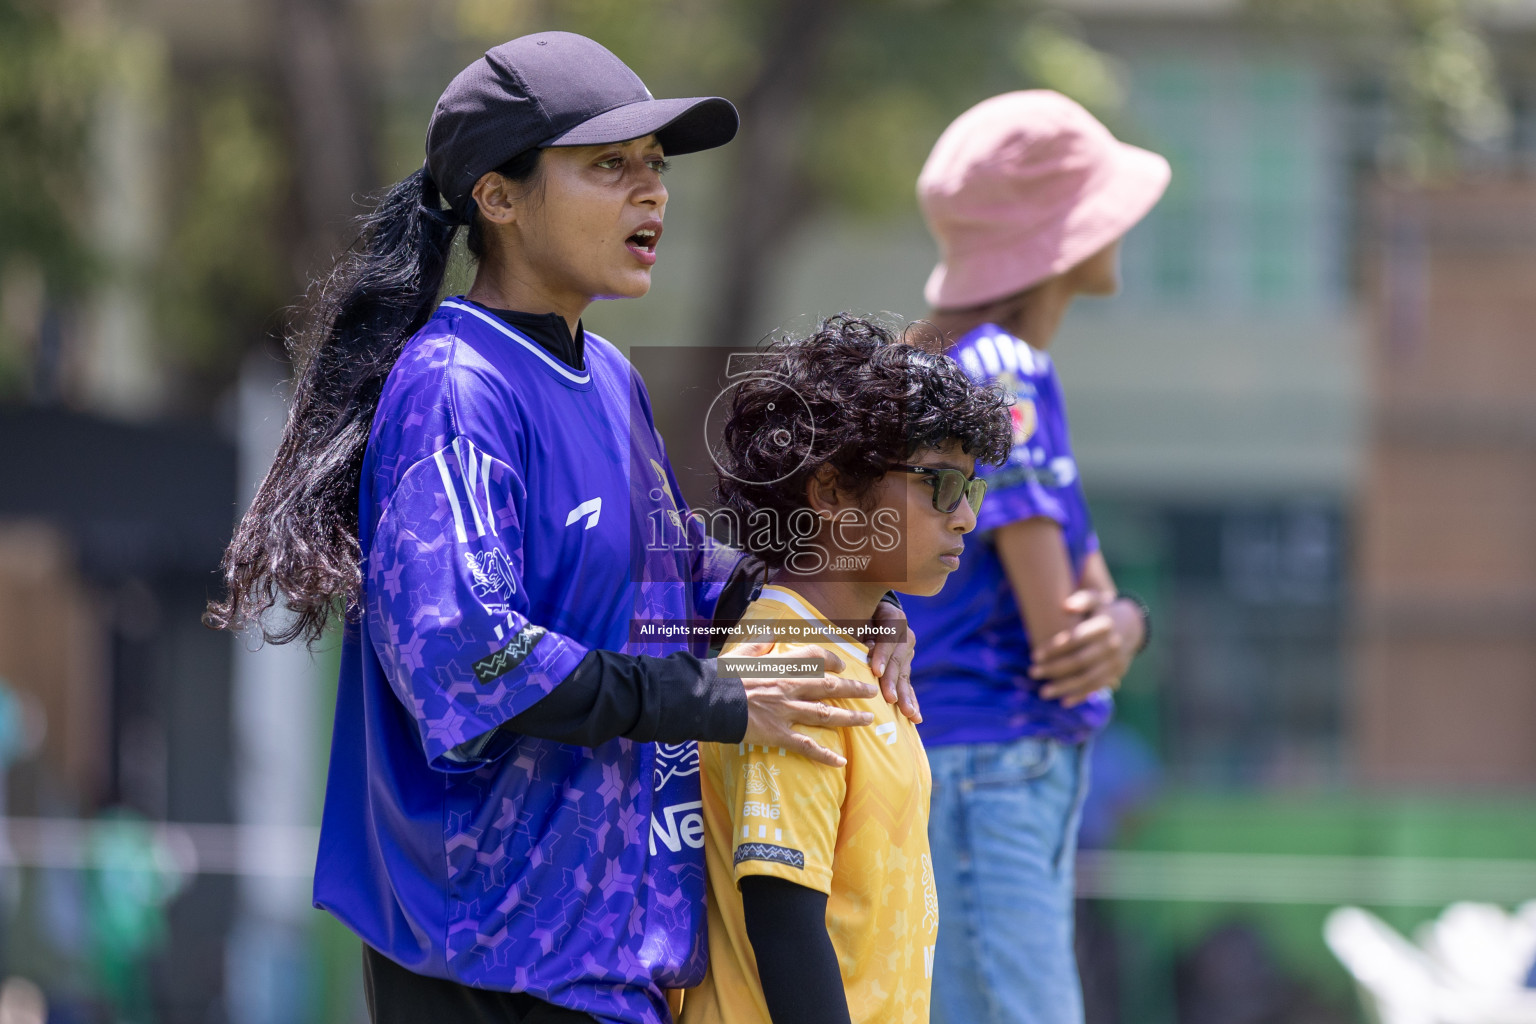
left=680, top=585, right=937, bottom=1024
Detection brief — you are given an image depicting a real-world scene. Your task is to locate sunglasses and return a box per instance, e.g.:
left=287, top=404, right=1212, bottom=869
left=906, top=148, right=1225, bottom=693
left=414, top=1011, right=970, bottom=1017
left=891, top=465, right=988, bottom=514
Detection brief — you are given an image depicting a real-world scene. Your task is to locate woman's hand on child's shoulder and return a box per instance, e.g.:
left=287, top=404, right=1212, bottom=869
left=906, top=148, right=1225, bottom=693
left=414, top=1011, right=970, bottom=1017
left=734, top=637, right=876, bottom=768
left=869, top=601, right=921, bottom=724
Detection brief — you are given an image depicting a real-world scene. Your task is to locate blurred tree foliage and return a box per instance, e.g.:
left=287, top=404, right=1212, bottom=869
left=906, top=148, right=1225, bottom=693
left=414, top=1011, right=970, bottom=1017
left=490, top=0, right=1125, bottom=213
left=153, top=88, right=289, bottom=388
left=0, top=0, right=288, bottom=406
left=1251, top=0, right=1509, bottom=178
left=0, top=0, right=103, bottom=394
left=2, top=0, right=1514, bottom=404
left=0, top=0, right=101, bottom=292
left=1, top=0, right=1129, bottom=402
left=1014, top=10, right=1127, bottom=115
left=442, top=0, right=1123, bottom=344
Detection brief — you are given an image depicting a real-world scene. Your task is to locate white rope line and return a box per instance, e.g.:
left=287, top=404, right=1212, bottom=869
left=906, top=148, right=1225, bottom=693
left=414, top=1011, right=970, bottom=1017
left=0, top=818, right=318, bottom=878
left=0, top=817, right=1530, bottom=906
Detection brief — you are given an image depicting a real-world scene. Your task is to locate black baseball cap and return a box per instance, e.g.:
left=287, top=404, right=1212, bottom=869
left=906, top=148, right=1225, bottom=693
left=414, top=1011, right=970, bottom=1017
left=426, top=31, right=739, bottom=217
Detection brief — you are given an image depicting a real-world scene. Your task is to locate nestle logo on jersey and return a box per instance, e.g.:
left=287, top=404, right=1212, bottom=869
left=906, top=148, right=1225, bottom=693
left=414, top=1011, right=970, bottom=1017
left=649, top=800, right=705, bottom=855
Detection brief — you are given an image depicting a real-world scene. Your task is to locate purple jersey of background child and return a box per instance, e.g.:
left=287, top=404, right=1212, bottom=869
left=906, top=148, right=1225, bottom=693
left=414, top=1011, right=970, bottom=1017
left=903, top=322, right=1113, bottom=747
left=312, top=300, right=740, bottom=1024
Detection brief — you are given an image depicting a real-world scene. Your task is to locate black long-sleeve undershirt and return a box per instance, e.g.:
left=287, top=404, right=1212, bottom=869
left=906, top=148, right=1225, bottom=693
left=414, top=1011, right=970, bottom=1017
left=742, top=876, right=851, bottom=1024
left=441, top=556, right=905, bottom=762
left=442, top=646, right=749, bottom=765
left=477, top=302, right=587, bottom=370
left=441, top=549, right=765, bottom=763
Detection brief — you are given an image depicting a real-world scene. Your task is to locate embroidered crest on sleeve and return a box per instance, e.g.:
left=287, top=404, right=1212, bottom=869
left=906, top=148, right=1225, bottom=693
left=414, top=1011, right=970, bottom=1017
left=742, top=761, right=781, bottom=802
left=464, top=548, right=517, bottom=614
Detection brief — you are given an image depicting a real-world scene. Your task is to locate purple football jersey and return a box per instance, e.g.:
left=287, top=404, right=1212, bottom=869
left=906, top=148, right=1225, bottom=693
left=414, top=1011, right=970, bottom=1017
left=313, top=299, right=740, bottom=1023
left=903, top=322, right=1112, bottom=747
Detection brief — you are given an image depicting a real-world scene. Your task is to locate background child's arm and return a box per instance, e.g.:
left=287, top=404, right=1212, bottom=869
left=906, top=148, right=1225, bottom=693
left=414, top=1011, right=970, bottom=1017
left=1031, top=550, right=1145, bottom=706
left=994, top=516, right=1082, bottom=647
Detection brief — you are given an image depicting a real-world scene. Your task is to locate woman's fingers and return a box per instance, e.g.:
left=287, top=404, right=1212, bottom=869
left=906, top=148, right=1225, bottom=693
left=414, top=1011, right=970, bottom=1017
left=788, top=673, right=875, bottom=703
left=731, top=630, right=779, bottom=658
left=872, top=628, right=919, bottom=717
left=784, top=699, right=873, bottom=729
left=895, top=671, right=921, bottom=723
left=741, top=701, right=859, bottom=767
left=880, top=643, right=921, bottom=723
left=1044, top=680, right=1111, bottom=707
left=1035, top=613, right=1131, bottom=702
left=875, top=647, right=897, bottom=703
left=742, top=712, right=849, bottom=766
left=869, top=638, right=894, bottom=686
left=1031, top=592, right=1140, bottom=706
left=777, top=643, right=844, bottom=676
left=734, top=635, right=778, bottom=658
left=873, top=650, right=897, bottom=703
left=867, top=599, right=911, bottom=680
left=784, top=730, right=848, bottom=768
left=739, top=651, right=876, bottom=766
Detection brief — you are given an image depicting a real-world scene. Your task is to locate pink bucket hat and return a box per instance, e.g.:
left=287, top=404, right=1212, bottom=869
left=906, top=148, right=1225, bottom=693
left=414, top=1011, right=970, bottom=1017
left=918, top=90, right=1171, bottom=310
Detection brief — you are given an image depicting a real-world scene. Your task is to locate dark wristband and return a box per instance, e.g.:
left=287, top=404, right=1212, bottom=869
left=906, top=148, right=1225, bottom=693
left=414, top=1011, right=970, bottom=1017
left=1117, top=591, right=1152, bottom=654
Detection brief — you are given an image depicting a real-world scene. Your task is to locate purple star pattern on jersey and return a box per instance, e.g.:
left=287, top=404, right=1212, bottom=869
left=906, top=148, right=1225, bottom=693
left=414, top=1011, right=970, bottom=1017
left=902, top=322, right=1112, bottom=747
left=314, top=300, right=739, bottom=1024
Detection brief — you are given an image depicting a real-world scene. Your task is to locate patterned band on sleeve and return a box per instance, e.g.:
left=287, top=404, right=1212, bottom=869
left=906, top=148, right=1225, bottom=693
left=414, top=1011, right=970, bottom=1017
left=734, top=843, right=805, bottom=870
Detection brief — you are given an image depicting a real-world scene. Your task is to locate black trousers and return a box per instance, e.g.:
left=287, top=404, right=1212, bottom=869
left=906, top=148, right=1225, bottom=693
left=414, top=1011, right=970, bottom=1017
left=362, top=945, right=599, bottom=1024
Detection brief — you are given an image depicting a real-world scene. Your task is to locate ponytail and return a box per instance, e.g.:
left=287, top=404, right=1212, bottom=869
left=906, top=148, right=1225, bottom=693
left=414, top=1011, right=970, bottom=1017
left=207, top=167, right=458, bottom=645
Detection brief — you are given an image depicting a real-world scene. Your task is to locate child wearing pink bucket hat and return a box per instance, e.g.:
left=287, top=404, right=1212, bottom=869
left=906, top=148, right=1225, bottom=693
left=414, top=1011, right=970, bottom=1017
left=899, top=91, right=1169, bottom=1024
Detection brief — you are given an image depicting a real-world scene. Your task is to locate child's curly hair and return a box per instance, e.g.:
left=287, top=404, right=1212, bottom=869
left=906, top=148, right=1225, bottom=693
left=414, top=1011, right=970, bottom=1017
left=714, top=315, right=1013, bottom=567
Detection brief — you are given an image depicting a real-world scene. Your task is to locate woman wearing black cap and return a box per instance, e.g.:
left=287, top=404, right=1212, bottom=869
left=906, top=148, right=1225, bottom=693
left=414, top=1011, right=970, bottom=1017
left=208, top=32, right=918, bottom=1024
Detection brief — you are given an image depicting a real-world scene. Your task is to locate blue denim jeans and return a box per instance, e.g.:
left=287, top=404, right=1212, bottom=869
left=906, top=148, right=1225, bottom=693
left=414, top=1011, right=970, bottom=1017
left=926, top=736, right=1093, bottom=1024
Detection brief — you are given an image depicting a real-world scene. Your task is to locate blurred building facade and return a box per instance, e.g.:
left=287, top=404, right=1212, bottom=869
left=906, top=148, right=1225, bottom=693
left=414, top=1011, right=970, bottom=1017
left=1358, top=181, right=1536, bottom=787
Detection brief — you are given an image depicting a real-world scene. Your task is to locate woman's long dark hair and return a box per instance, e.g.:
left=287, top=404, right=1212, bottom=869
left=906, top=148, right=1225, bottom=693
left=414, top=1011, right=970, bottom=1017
left=207, top=150, right=539, bottom=645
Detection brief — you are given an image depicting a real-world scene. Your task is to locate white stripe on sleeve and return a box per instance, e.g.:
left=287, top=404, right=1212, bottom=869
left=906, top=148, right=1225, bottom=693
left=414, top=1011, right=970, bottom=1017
left=432, top=449, right=469, bottom=544
left=457, top=438, right=487, bottom=538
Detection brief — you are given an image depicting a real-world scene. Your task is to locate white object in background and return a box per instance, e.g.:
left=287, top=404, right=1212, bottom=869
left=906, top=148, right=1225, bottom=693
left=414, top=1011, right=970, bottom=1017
left=1327, top=905, right=1536, bottom=1024
left=1420, top=902, right=1536, bottom=994
left=1325, top=906, right=1440, bottom=1024
left=0, top=977, right=46, bottom=1024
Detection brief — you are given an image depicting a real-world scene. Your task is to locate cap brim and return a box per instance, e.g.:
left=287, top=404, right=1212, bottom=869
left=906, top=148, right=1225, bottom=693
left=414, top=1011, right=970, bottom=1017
left=544, top=96, right=740, bottom=155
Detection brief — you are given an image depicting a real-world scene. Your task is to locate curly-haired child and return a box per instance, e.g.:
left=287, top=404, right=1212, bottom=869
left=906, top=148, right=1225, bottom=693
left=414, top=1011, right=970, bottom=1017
left=680, top=315, right=1012, bottom=1024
